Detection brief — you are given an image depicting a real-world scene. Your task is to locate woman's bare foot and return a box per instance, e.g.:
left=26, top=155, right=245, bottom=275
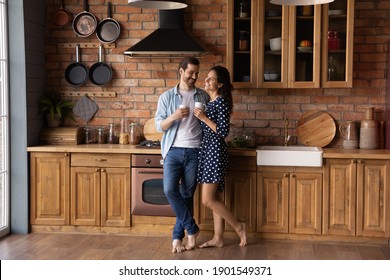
left=185, top=231, right=199, bottom=250
left=172, top=239, right=185, bottom=253
left=237, top=223, right=247, bottom=246
left=199, top=238, right=224, bottom=248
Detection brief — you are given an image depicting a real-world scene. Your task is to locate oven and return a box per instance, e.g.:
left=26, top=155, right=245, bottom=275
left=131, top=153, right=175, bottom=217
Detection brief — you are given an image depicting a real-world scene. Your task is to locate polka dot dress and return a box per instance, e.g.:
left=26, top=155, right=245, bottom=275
left=197, top=96, right=230, bottom=192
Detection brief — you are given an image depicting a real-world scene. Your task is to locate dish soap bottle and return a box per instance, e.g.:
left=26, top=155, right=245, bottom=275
left=359, top=107, right=378, bottom=149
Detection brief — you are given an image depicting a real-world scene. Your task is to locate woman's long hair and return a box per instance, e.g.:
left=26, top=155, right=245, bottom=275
left=211, top=66, right=234, bottom=114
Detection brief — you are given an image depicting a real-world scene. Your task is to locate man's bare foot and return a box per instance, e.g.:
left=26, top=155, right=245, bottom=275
left=237, top=223, right=247, bottom=246
left=199, top=238, right=224, bottom=248
left=172, top=239, right=185, bottom=253
left=185, top=231, right=199, bottom=250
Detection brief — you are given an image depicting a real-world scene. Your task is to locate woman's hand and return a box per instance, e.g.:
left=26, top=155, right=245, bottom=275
left=194, top=107, right=206, bottom=121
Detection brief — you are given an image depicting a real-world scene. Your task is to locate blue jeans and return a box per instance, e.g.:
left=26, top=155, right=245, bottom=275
left=163, top=147, right=200, bottom=240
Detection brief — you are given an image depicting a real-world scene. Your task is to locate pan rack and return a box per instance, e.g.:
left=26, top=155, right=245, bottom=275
left=60, top=91, right=116, bottom=98
left=58, top=43, right=115, bottom=49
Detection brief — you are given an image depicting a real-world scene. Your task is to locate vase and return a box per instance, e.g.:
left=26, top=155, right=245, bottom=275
left=46, top=113, right=61, bottom=128
left=359, top=107, right=378, bottom=149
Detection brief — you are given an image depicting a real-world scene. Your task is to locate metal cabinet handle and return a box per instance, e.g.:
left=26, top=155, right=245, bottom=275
left=95, top=158, right=107, bottom=162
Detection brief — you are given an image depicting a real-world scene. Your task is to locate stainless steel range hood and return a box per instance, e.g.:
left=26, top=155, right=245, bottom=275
left=124, top=9, right=208, bottom=58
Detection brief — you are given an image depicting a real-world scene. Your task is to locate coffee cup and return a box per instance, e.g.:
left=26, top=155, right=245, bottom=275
left=195, top=102, right=205, bottom=111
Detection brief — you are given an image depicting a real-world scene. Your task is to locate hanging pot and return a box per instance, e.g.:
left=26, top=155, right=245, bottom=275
left=65, top=45, right=89, bottom=86
left=96, top=2, right=121, bottom=43
left=89, top=44, right=112, bottom=86
left=53, top=0, right=72, bottom=27
left=72, top=0, right=97, bottom=37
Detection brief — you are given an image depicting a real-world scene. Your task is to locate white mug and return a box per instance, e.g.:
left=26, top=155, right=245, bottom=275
left=194, top=102, right=205, bottom=111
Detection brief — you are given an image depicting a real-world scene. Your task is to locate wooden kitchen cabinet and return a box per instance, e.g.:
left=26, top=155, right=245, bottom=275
left=323, top=158, right=390, bottom=237
left=321, top=0, right=354, bottom=88
left=30, top=152, right=70, bottom=225
left=257, top=166, right=322, bottom=234
left=258, top=3, right=321, bottom=88
left=71, top=153, right=131, bottom=227
left=227, top=0, right=354, bottom=89
left=195, top=155, right=256, bottom=233
left=227, top=0, right=258, bottom=87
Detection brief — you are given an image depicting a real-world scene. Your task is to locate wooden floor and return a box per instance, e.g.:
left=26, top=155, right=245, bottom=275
left=1, top=232, right=390, bottom=260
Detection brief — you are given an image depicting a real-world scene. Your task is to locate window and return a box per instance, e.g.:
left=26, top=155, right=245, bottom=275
left=0, top=0, right=9, bottom=238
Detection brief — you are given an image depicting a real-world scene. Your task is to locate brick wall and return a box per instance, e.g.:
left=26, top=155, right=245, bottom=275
left=44, top=0, right=390, bottom=147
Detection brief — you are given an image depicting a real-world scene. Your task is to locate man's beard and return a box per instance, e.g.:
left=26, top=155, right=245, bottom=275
left=186, top=77, right=196, bottom=86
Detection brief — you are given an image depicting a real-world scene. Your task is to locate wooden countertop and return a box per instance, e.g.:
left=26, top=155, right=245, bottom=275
left=323, top=148, right=390, bottom=159
left=27, top=145, right=390, bottom=159
left=27, top=145, right=257, bottom=157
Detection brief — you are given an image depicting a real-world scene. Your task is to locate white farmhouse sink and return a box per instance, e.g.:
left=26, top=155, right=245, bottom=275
left=256, top=146, right=323, bottom=167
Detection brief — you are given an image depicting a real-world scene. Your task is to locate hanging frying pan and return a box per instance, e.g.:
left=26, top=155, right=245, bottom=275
left=53, top=0, right=72, bottom=27
left=65, top=44, right=89, bottom=86
left=72, top=0, right=97, bottom=37
left=96, top=2, right=121, bottom=43
left=89, top=44, right=112, bottom=86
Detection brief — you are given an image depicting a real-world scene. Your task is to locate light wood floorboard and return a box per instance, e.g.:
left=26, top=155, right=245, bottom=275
left=1, top=233, right=390, bottom=260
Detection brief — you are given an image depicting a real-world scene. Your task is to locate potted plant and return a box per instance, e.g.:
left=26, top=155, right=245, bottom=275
left=38, top=89, right=75, bottom=127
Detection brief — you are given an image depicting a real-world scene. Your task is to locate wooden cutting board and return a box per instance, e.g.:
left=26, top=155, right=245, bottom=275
left=143, top=118, right=163, bottom=141
left=296, top=110, right=336, bottom=147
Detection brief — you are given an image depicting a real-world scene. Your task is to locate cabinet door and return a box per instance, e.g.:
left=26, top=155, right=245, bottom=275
left=258, top=2, right=288, bottom=88
left=227, top=0, right=258, bottom=87
left=71, top=167, right=101, bottom=226
left=321, top=0, right=354, bottom=88
left=257, top=172, right=289, bottom=233
left=30, top=152, right=70, bottom=225
left=225, top=171, right=256, bottom=233
left=289, top=172, right=322, bottom=234
left=323, top=159, right=356, bottom=236
left=288, top=5, right=321, bottom=88
left=101, top=167, right=131, bottom=227
left=356, top=159, right=390, bottom=237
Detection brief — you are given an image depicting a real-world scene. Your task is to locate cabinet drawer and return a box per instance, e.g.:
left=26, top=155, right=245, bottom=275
left=71, top=153, right=130, bottom=167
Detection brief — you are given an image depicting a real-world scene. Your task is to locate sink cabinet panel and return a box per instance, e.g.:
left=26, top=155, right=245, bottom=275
left=323, top=158, right=390, bottom=237
left=257, top=167, right=322, bottom=234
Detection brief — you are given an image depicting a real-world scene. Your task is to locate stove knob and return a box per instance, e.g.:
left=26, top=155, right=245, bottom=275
left=145, top=158, right=151, bottom=164
left=160, top=159, right=164, bottom=165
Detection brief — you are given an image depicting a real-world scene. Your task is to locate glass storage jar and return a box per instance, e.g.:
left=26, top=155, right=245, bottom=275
left=97, top=127, right=107, bottom=144
left=84, top=127, right=97, bottom=144
left=119, top=118, right=129, bottom=144
left=107, top=123, right=119, bottom=144
left=128, top=123, right=141, bottom=145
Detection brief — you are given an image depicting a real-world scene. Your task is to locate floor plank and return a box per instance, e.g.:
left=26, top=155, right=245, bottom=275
left=0, top=233, right=389, bottom=260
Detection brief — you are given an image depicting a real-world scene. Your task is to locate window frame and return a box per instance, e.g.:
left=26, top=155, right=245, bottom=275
left=0, top=0, right=10, bottom=238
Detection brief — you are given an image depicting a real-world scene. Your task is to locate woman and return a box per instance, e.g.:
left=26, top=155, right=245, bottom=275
left=194, top=66, right=247, bottom=247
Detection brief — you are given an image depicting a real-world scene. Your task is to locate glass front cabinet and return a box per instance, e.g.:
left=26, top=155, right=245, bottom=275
left=227, top=0, right=354, bottom=89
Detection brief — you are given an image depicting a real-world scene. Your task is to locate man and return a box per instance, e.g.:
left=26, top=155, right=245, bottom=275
left=155, top=57, right=209, bottom=253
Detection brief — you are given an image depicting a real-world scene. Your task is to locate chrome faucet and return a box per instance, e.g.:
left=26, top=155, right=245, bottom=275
left=284, top=113, right=290, bottom=146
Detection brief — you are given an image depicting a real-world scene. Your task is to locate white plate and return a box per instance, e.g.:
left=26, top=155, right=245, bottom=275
left=297, top=47, right=313, bottom=52
left=329, top=10, right=344, bottom=15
